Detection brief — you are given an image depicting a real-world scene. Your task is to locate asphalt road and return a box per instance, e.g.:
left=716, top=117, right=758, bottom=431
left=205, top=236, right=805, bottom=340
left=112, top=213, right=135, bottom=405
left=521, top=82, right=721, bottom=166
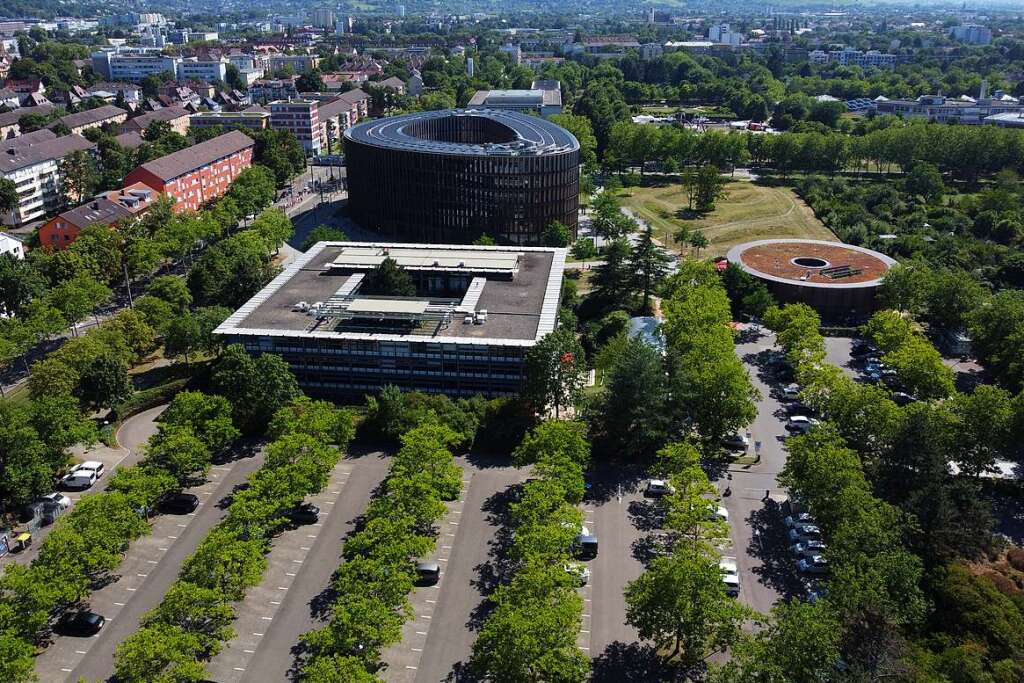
left=60, top=448, right=265, bottom=682
left=241, top=448, right=391, bottom=683
left=409, top=458, right=531, bottom=683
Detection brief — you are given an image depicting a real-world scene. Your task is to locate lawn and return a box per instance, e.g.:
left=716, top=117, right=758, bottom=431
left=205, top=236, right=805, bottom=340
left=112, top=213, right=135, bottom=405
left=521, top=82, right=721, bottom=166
left=615, top=179, right=837, bottom=258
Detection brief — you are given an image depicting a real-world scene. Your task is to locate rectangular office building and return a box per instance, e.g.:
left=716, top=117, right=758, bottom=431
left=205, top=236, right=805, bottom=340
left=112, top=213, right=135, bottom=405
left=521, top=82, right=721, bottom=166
left=215, top=242, right=566, bottom=399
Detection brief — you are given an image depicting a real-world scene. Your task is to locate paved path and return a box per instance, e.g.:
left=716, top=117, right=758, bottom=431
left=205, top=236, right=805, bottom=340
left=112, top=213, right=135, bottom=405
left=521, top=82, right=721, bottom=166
left=48, top=450, right=265, bottom=682
left=241, top=449, right=391, bottom=683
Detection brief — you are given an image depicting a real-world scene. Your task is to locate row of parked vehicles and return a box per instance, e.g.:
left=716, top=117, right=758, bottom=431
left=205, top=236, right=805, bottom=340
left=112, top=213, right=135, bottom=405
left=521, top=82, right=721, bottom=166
left=645, top=479, right=739, bottom=596
left=785, top=511, right=829, bottom=576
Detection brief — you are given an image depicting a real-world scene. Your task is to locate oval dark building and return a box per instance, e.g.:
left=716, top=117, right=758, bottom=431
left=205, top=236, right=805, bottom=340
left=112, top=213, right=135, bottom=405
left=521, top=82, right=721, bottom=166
left=343, top=109, right=580, bottom=245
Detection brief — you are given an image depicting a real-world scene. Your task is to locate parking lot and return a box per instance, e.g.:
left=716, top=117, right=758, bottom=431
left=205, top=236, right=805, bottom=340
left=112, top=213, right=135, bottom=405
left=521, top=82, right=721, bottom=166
left=204, top=455, right=361, bottom=682
left=36, top=449, right=265, bottom=682
left=1, top=405, right=165, bottom=567
left=240, top=448, right=391, bottom=683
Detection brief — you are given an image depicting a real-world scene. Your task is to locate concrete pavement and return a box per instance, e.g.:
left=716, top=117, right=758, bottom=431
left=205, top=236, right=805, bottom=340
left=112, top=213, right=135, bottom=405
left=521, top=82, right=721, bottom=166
left=47, top=448, right=265, bottom=682
left=240, top=448, right=391, bottom=683
left=406, top=458, right=531, bottom=683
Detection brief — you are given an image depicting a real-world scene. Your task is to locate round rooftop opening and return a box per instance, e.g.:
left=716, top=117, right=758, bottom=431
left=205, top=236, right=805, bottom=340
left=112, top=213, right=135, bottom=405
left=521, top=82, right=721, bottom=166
left=403, top=114, right=518, bottom=145
left=792, top=256, right=829, bottom=268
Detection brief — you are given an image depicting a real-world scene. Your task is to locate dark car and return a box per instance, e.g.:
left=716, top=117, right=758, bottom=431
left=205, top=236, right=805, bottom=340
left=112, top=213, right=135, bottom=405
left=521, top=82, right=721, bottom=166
left=575, top=534, right=599, bottom=559
left=415, top=561, right=441, bottom=585
left=158, top=492, right=200, bottom=515
left=287, top=503, right=320, bottom=525
left=57, top=610, right=105, bottom=636
left=850, top=342, right=877, bottom=357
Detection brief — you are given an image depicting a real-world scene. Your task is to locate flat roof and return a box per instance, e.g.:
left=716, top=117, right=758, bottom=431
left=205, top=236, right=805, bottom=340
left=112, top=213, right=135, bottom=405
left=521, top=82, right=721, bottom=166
left=727, top=239, right=896, bottom=289
left=329, top=245, right=521, bottom=273
left=344, top=109, right=578, bottom=157
left=215, top=242, right=566, bottom=347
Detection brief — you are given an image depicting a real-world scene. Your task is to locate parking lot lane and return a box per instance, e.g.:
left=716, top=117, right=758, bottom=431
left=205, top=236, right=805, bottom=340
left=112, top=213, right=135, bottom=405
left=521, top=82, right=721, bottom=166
left=241, top=449, right=391, bottom=683
left=203, top=457, right=356, bottom=683
left=586, top=469, right=646, bottom=660
left=50, top=451, right=266, bottom=683
left=823, top=336, right=858, bottom=379
left=411, top=459, right=531, bottom=683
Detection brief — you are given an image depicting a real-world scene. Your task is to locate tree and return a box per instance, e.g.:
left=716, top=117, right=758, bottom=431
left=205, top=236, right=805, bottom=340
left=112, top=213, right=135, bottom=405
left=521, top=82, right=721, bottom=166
left=187, top=230, right=275, bottom=308
left=904, top=162, right=944, bottom=202
left=211, top=344, right=300, bottom=434
left=58, top=149, right=97, bottom=204
left=523, top=327, right=586, bottom=418
left=301, top=225, right=349, bottom=251
left=161, top=391, right=240, bottom=454
left=625, top=547, right=750, bottom=669
left=688, top=231, right=709, bottom=256
left=595, top=336, right=670, bottom=460
left=0, top=253, right=45, bottom=317
left=591, top=237, right=634, bottom=311
left=716, top=600, right=841, bottom=683
left=163, top=313, right=202, bottom=365
left=0, top=178, right=18, bottom=217
left=113, top=623, right=207, bottom=683
left=693, top=165, right=726, bottom=212
left=0, top=634, right=35, bottom=683
left=46, top=274, right=112, bottom=336
left=362, top=256, right=415, bottom=297
left=78, top=351, right=132, bottom=409
left=630, top=225, right=672, bottom=311
left=303, top=654, right=382, bottom=683
left=669, top=339, right=759, bottom=445
left=296, top=69, right=326, bottom=93
left=878, top=262, right=933, bottom=315
left=250, top=208, right=293, bottom=252
left=543, top=220, right=572, bottom=248
left=142, top=581, right=235, bottom=657
left=549, top=114, right=598, bottom=169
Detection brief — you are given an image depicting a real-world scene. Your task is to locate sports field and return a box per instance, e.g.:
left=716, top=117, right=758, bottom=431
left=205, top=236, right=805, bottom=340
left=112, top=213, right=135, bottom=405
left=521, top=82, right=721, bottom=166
left=616, top=180, right=837, bottom=258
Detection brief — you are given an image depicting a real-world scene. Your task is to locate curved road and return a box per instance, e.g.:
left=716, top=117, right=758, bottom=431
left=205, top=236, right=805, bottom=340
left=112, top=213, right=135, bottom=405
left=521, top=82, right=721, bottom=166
left=115, top=405, right=166, bottom=456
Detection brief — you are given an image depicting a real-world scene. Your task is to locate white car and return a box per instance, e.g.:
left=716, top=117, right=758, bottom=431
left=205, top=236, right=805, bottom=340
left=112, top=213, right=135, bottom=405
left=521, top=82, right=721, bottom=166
left=784, top=512, right=814, bottom=528
left=798, top=555, right=829, bottom=575
left=561, top=521, right=591, bottom=537
left=38, top=492, right=72, bottom=510
left=719, top=558, right=740, bottom=596
left=714, top=505, right=730, bottom=523
left=781, top=383, right=801, bottom=400
left=74, top=461, right=105, bottom=479
left=790, top=540, right=828, bottom=557
left=565, top=562, right=591, bottom=586
left=645, top=479, right=675, bottom=497
left=785, top=416, right=819, bottom=434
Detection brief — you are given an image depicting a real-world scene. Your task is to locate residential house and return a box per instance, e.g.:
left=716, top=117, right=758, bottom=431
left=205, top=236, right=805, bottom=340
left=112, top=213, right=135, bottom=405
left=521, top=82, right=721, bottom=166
left=124, top=130, right=254, bottom=213
left=0, top=104, right=55, bottom=140
left=49, top=105, right=128, bottom=135
left=0, top=231, right=23, bottom=259
left=123, top=104, right=192, bottom=136
left=37, top=182, right=158, bottom=250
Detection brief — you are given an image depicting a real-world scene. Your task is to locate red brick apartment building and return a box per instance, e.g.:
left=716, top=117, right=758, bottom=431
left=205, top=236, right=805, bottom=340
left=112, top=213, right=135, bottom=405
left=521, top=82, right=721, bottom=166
left=124, top=130, right=254, bottom=213
left=38, top=182, right=157, bottom=250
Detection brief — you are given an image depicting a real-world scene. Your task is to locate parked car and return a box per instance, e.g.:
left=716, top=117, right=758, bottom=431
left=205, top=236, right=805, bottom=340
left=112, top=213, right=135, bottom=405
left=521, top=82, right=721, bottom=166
left=721, top=433, right=749, bottom=450
left=415, top=561, right=440, bottom=585
left=565, top=562, right=591, bottom=586
left=784, top=512, right=814, bottom=528
left=790, top=539, right=828, bottom=557
left=798, top=555, right=830, bottom=575
left=287, top=503, right=320, bottom=525
left=719, top=558, right=740, bottom=597
left=75, top=461, right=105, bottom=479
left=892, top=392, right=917, bottom=406
left=714, top=505, right=730, bottom=523
left=38, top=492, right=71, bottom=510
left=575, top=534, right=599, bottom=559
left=645, top=479, right=675, bottom=497
left=57, top=610, right=106, bottom=636
left=851, top=341, right=877, bottom=357
left=61, top=469, right=97, bottom=490
left=157, top=492, right=199, bottom=515
left=781, top=383, right=801, bottom=400
left=785, top=416, right=819, bottom=434
left=788, top=523, right=822, bottom=543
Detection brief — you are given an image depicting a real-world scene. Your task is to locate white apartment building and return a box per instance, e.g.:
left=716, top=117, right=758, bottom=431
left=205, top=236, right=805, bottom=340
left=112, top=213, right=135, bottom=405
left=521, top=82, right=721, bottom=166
left=0, top=134, right=96, bottom=226
left=950, top=24, right=992, bottom=46
left=709, top=24, right=743, bottom=46
left=810, top=47, right=899, bottom=69
left=467, top=88, right=562, bottom=117
left=91, top=49, right=182, bottom=82
left=176, top=57, right=229, bottom=83
left=0, top=231, right=23, bottom=259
